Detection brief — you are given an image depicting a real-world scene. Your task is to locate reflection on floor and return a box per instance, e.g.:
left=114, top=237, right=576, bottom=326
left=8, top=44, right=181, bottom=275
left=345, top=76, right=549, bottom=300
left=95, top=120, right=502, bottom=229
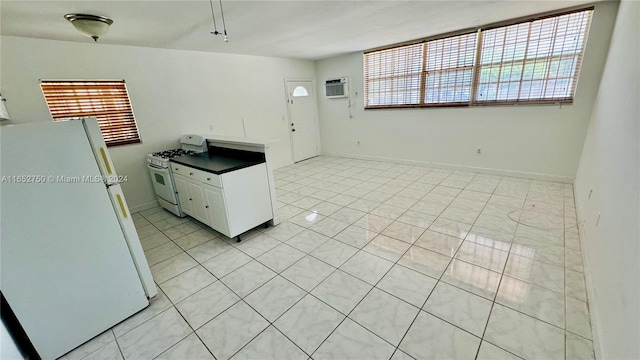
left=62, top=156, right=594, bottom=360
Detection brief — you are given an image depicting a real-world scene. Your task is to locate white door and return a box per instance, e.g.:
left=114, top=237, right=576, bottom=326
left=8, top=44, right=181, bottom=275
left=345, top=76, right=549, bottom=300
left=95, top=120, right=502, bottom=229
left=286, top=80, right=318, bottom=162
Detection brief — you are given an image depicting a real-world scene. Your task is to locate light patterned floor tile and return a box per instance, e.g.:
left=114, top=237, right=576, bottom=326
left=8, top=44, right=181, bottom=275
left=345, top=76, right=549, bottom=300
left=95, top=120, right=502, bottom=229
left=274, top=295, right=345, bottom=354
left=423, top=282, right=492, bottom=336
left=496, top=275, right=565, bottom=328
left=118, top=308, right=191, bottom=359
left=156, top=333, right=214, bottom=360
left=197, top=301, right=269, bottom=360
left=476, top=341, right=522, bottom=360
left=377, top=265, right=437, bottom=308
left=484, top=304, right=564, bottom=360
left=310, top=239, right=359, bottom=267
left=257, top=243, right=306, bottom=273
left=201, top=248, right=252, bottom=278
left=281, top=255, right=335, bottom=291
left=399, top=311, right=481, bottom=360
left=176, top=282, right=240, bottom=329
left=333, top=225, right=378, bottom=249
left=350, top=288, right=420, bottom=346
left=244, top=276, right=306, bottom=322
left=398, top=246, right=451, bottom=279
left=313, top=319, right=395, bottom=360
left=232, top=326, right=307, bottom=360
left=160, top=265, right=216, bottom=303
left=339, top=251, right=394, bottom=285
left=221, top=260, right=277, bottom=298
left=311, top=270, right=373, bottom=315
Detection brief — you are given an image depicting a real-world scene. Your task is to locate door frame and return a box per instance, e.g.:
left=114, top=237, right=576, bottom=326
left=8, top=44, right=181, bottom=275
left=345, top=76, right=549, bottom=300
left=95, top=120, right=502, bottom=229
left=284, top=78, right=321, bottom=163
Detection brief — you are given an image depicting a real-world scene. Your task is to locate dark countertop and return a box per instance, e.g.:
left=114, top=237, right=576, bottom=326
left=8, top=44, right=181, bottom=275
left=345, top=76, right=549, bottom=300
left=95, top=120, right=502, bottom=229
left=170, top=152, right=265, bottom=175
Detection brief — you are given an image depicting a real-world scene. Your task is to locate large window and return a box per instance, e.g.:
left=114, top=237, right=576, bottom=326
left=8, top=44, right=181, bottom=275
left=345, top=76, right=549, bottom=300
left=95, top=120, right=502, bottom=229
left=40, top=80, right=141, bottom=147
left=364, top=8, right=592, bottom=108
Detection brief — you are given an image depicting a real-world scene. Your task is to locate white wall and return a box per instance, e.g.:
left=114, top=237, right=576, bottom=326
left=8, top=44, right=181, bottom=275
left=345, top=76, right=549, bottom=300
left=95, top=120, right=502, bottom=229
left=0, top=36, right=316, bottom=210
left=574, top=1, right=640, bottom=358
left=316, top=2, right=618, bottom=181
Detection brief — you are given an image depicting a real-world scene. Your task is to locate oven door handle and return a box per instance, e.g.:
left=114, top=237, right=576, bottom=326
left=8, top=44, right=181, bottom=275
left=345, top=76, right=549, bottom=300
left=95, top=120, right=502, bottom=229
left=147, top=163, right=169, bottom=172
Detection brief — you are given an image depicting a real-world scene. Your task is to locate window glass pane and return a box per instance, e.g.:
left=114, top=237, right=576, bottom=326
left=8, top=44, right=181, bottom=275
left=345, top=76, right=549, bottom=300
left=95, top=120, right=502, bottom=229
left=292, top=86, right=309, bottom=97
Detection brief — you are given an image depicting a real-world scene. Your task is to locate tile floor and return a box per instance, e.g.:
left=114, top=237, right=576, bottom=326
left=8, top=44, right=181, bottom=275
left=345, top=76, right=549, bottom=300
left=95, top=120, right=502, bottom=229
left=63, top=156, right=594, bottom=360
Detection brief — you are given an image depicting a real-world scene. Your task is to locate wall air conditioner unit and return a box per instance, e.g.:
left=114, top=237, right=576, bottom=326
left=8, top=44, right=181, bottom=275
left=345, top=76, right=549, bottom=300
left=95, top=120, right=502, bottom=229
left=325, top=77, right=349, bottom=99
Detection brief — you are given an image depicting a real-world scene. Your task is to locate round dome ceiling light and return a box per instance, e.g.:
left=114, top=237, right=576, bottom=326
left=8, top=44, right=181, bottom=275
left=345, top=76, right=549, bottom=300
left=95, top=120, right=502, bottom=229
left=64, top=13, right=114, bottom=42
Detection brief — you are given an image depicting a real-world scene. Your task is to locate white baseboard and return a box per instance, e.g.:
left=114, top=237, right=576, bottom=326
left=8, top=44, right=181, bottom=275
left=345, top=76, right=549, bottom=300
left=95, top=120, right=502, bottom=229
left=129, top=200, right=159, bottom=214
left=573, top=191, right=604, bottom=360
left=321, top=152, right=575, bottom=183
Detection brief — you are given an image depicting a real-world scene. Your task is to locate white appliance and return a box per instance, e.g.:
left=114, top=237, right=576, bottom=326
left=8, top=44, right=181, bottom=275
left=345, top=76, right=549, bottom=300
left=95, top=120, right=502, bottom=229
left=325, top=77, right=349, bottom=98
left=0, top=118, right=157, bottom=359
left=147, top=135, right=207, bottom=216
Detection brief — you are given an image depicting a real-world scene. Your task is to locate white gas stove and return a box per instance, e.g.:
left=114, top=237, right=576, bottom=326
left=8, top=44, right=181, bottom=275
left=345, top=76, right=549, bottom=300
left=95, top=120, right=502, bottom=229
left=147, top=148, right=199, bottom=169
left=147, top=135, right=207, bottom=216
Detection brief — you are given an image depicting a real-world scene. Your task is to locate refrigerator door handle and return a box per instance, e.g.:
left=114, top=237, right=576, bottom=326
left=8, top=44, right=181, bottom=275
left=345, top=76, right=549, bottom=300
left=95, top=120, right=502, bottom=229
left=99, top=147, right=114, bottom=175
left=116, top=194, right=128, bottom=219
left=81, top=117, right=119, bottom=185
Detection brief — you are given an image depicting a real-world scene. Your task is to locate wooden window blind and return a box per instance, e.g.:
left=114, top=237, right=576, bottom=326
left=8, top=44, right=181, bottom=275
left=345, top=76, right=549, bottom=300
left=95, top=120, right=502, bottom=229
left=363, top=7, right=593, bottom=109
left=475, top=10, right=592, bottom=103
left=365, top=43, right=423, bottom=107
left=40, top=80, right=141, bottom=147
left=423, top=32, right=477, bottom=105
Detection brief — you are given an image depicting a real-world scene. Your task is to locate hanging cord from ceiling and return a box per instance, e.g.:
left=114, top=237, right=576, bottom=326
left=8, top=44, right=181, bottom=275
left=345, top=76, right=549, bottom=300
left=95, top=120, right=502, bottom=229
left=209, top=0, right=229, bottom=42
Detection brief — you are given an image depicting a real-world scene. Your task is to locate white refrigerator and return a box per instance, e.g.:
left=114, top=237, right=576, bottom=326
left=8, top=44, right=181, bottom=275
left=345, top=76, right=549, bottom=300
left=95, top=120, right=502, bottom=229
left=0, top=118, right=157, bottom=359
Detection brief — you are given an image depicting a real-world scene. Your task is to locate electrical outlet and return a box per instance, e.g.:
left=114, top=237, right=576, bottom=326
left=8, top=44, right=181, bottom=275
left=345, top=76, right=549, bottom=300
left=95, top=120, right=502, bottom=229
left=209, top=124, right=214, bottom=131
left=477, top=148, right=482, bottom=155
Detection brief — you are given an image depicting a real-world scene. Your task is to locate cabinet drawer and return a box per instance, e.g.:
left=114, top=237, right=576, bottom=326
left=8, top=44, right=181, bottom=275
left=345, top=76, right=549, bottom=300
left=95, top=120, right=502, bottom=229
left=171, top=164, right=222, bottom=188
left=171, top=164, right=193, bottom=177
left=193, top=171, right=222, bottom=188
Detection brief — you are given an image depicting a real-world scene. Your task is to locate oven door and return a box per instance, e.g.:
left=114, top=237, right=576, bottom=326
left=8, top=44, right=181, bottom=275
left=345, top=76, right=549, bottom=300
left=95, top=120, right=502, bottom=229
left=147, top=164, right=178, bottom=204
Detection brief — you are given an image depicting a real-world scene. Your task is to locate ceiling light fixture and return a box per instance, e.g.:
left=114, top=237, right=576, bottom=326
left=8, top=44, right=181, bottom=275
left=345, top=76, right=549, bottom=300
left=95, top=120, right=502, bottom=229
left=208, top=0, right=229, bottom=42
left=64, top=13, right=113, bottom=42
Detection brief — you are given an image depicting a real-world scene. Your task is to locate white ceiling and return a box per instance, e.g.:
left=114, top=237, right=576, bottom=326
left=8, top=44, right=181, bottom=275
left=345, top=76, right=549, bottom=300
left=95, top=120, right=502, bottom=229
left=1, top=0, right=600, bottom=60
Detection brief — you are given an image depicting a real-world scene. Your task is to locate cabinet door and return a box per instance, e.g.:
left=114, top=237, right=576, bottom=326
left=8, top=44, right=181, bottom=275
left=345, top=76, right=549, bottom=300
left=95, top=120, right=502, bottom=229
left=204, top=186, right=230, bottom=237
left=173, top=174, right=193, bottom=215
left=188, top=182, right=209, bottom=224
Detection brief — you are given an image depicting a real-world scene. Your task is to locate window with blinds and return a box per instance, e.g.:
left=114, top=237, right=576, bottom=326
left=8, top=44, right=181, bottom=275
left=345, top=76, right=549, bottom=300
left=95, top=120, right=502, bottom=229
left=423, top=32, right=477, bottom=105
left=364, top=8, right=592, bottom=108
left=40, top=80, right=141, bottom=147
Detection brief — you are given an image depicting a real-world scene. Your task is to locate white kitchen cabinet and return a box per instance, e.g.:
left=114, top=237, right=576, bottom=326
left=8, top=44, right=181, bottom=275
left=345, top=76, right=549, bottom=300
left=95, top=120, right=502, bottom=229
left=171, top=162, right=273, bottom=239
left=188, top=182, right=209, bottom=224
left=173, top=174, right=193, bottom=215
left=204, top=186, right=229, bottom=235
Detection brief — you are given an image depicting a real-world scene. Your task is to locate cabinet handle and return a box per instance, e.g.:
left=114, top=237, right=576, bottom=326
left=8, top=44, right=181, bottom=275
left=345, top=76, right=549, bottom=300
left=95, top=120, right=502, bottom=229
left=189, top=198, right=193, bottom=201
left=205, top=205, right=209, bottom=209
left=207, top=177, right=211, bottom=181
